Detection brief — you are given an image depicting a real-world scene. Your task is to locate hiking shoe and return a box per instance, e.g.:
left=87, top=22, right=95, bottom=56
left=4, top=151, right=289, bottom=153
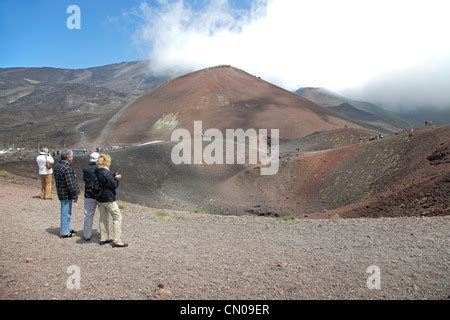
left=61, top=233, right=73, bottom=238
left=112, top=242, right=129, bottom=248
left=99, top=240, right=113, bottom=245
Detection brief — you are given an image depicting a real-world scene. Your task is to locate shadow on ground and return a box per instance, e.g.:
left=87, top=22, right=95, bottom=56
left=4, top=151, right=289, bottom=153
left=46, top=227, right=101, bottom=242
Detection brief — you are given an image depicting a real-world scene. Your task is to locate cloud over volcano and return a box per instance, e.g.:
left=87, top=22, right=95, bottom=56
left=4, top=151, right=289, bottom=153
left=135, top=0, right=450, bottom=109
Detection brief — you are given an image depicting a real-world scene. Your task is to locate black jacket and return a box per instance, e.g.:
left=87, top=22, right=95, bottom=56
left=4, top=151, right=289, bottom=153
left=82, top=162, right=97, bottom=199
left=53, top=161, right=80, bottom=201
left=95, top=167, right=119, bottom=203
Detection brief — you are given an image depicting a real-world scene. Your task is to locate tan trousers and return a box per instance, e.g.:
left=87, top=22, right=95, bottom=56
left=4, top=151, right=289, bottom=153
left=40, top=174, right=52, bottom=199
left=98, top=201, right=122, bottom=242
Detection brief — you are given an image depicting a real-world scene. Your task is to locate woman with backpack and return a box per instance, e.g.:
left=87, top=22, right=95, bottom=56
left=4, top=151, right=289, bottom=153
left=95, top=153, right=128, bottom=248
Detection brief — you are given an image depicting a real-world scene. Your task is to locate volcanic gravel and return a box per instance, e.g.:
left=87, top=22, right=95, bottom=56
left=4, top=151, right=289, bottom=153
left=0, top=176, right=448, bottom=300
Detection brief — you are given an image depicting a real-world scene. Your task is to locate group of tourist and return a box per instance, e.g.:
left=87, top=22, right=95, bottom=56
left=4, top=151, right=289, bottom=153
left=36, top=148, right=128, bottom=248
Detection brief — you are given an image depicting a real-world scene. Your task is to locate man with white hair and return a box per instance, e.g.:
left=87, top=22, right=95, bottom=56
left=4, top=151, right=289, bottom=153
left=82, top=152, right=100, bottom=241
left=36, top=147, right=54, bottom=199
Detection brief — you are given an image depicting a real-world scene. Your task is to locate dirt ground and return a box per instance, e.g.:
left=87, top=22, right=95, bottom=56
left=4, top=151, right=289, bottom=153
left=0, top=175, right=448, bottom=300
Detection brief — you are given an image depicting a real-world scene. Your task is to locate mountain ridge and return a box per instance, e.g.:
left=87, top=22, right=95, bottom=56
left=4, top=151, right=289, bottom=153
left=296, top=87, right=412, bottom=133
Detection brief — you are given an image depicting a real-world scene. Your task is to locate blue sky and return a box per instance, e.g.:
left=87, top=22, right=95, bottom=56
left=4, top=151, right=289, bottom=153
left=0, top=0, right=252, bottom=69
left=1, top=1, right=448, bottom=110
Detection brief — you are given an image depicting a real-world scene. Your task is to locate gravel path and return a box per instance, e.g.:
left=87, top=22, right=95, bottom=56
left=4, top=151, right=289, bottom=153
left=0, top=177, right=448, bottom=300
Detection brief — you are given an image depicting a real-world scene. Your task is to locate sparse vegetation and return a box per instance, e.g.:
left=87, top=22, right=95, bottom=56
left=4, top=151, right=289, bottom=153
left=155, top=211, right=172, bottom=219
left=7, top=91, right=32, bottom=104
left=0, top=170, right=9, bottom=178
left=280, top=215, right=296, bottom=221
left=193, top=210, right=207, bottom=215
left=23, top=78, right=41, bottom=85
left=8, top=179, right=22, bottom=185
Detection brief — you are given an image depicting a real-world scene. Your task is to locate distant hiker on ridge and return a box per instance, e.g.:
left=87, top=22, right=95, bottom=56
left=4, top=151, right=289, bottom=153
left=82, top=152, right=100, bottom=241
left=53, top=150, right=80, bottom=238
left=36, top=147, right=54, bottom=200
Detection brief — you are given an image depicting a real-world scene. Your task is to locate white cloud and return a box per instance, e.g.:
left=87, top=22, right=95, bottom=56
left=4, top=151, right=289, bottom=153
left=136, top=0, right=450, bottom=107
left=341, top=53, right=450, bottom=110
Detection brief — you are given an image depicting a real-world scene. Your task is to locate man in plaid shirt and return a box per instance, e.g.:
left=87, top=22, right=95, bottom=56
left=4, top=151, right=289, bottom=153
left=53, top=150, right=80, bottom=238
